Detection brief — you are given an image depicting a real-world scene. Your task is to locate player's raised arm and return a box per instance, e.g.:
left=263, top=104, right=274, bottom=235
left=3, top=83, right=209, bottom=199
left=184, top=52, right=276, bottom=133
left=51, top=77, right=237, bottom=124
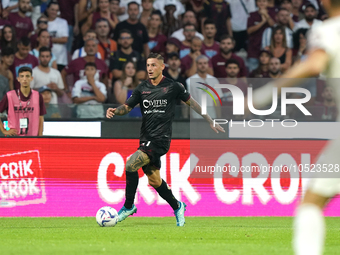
left=185, top=96, right=225, bottom=134
left=106, top=104, right=132, bottom=118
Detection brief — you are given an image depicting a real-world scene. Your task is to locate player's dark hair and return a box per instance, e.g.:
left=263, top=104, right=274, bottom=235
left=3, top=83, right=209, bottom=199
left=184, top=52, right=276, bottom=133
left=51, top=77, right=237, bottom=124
left=119, top=29, right=132, bottom=37
left=225, top=59, right=240, bottom=68
left=18, top=37, right=30, bottom=47
left=39, top=46, right=51, bottom=55
left=38, top=29, right=49, bottom=37
left=18, top=66, right=32, bottom=75
left=220, top=34, right=235, bottom=43
left=85, top=62, right=97, bottom=69
left=1, top=47, right=15, bottom=57
left=147, top=52, right=164, bottom=62
left=203, top=19, right=215, bottom=27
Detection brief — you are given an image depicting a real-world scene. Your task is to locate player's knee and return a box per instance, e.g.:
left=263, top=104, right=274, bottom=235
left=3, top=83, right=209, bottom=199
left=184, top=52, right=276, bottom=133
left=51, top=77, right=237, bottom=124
left=148, top=178, right=162, bottom=188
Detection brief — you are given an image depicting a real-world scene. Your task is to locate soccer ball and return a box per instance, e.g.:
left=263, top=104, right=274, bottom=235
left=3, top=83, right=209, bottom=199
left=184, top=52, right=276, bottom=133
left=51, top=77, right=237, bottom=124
left=96, top=206, right=119, bottom=227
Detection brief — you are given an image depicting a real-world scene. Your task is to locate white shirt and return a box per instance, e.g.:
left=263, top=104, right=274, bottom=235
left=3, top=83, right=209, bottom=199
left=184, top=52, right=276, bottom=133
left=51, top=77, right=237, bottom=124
left=72, top=79, right=107, bottom=118
left=262, top=26, right=293, bottom=49
left=171, top=28, right=204, bottom=42
left=226, top=0, right=256, bottom=31
left=31, top=66, right=64, bottom=104
left=293, top=18, right=323, bottom=32
left=48, top=17, right=69, bottom=66
left=153, top=0, right=185, bottom=19
left=186, top=74, right=223, bottom=119
left=72, top=47, right=102, bottom=60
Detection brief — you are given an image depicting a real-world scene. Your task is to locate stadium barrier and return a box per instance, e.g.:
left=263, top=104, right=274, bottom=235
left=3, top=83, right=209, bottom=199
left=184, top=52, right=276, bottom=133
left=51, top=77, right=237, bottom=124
left=1, top=138, right=339, bottom=217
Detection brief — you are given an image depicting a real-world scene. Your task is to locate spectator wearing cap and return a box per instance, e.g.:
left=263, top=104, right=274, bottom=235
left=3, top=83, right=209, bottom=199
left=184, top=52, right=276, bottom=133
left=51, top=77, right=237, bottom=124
left=114, top=1, right=149, bottom=57
left=201, top=0, right=233, bottom=41
left=201, top=19, right=219, bottom=59
left=46, top=1, right=69, bottom=72
left=170, top=10, right=204, bottom=42
left=164, top=37, right=181, bottom=63
left=293, top=2, right=322, bottom=31
left=31, top=47, right=65, bottom=105
left=211, top=35, right=247, bottom=79
left=225, top=0, right=256, bottom=52
left=262, top=8, right=294, bottom=49
left=247, top=0, right=276, bottom=72
left=153, top=0, right=185, bottom=20
left=147, top=11, right=167, bottom=57
left=72, top=30, right=102, bottom=60
left=110, top=29, right=146, bottom=80
left=140, top=0, right=154, bottom=28
left=95, top=18, right=118, bottom=67
left=81, top=0, right=118, bottom=36
left=164, top=52, right=186, bottom=85
left=162, top=0, right=182, bottom=38
left=0, top=47, right=15, bottom=91
left=8, top=0, right=34, bottom=40
left=10, top=37, right=39, bottom=90
left=179, top=23, right=196, bottom=59
left=302, top=0, right=328, bottom=20
left=39, top=86, right=61, bottom=118
left=180, top=36, right=213, bottom=79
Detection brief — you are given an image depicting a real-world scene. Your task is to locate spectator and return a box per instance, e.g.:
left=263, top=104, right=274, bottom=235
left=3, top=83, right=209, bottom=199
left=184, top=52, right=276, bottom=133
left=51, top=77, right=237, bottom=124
left=184, top=0, right=204, bottom=25
left=110, top=29, right=146, bottom=80
left=39, top=86, right=61, bottom=118
left=114, top=1, right=149, bottom=57
left=46, top=1, right=69, bottom=72
left=268, top=57, right=281, bottom=78
left=153, top=0, right=185, bottom=20
left=221, top=59, right=248, bottom=108
left=112, top=61, right=141, bottom=117
left=147, top=11, right=167, bottom=57
left=162, top=0, right=181, bottom=38
left=58, top=0, right=80, bottom=53
left=247, top=0, right=276, bottom=72
left=280, top=0, right=296, bottom=27
left=202, top=0, right=233, bottom=41
left=293, top=2, right=322, bottom=31
left=0, top=25, right=17, bottom=52
left=163, top=52, right=186, bottom=85
left=140, top=0, right=154, bottom=28
left=0, top=47, right=14, bottom=91
left=302, top=0, right=328, bottom=20
left=0, top=66, right=46, bottom=136
left=201, top=19, right=219, bottom=59
left=81, top=0, right=118, bottom=35
left=171, top=10, right=204, bottom=41
left=8, top=0, right=34, bottom=40
left=211, top=35, right=247, bottom=79
left=165, top=37, right=181, bottom=56
left=29, top=29, right=57, bottom=69
left=10, top=37, right=39, bottom=90
left=77, top=0, right=97, bottom=26
left=72, top=62, right=107, bottom=118
left=264, top=26, right=292, bottom=72
left=0, top=11, right=10, bottom=31
left=110, top=0, right=120, bottom=16
left=31, top=47, right=65, bottom=104
left=0, top=72, right=9, bottom=101
left=30, top=15, right=52, bottom=50
left=186, top=55, right=222, bottom=119
left=262, top=8, right=294, bottom=49
left=292, top=28, right=308, bottom=63
left=248, top=49, right=271, bottom=78
left=30, top=1, right=45, bottom=30
left=180, top=36, right=213, bottom=78
left=95, top=18, right=117, bottom=66
left=72, top=29, right=102, bottom=60
left=291, top=0, right=304, bottom=22
left=314, top=86, right=337, bottom=121
left=62, top=38, right=108, bottom=95
left=180, top=23, right=196, bottom=59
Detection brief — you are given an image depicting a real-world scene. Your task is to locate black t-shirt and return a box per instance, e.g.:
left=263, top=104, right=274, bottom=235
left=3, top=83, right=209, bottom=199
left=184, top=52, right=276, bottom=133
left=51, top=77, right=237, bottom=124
left=109, top=49, right=146, bottom=72
left=114, top=21, right=149, bottom=56
left=126, top=77, right=190, bottom=141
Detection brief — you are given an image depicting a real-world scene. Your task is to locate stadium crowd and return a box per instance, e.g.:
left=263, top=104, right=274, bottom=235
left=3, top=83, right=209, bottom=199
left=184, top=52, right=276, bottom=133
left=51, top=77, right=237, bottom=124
left=0, top=0, right=336, bottom=120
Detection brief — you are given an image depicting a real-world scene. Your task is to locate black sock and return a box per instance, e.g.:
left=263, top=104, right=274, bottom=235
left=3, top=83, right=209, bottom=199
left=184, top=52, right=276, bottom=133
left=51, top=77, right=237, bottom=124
left=124, top=171, right=139, bottom=209
left=155, top=179, right=179, bottom=210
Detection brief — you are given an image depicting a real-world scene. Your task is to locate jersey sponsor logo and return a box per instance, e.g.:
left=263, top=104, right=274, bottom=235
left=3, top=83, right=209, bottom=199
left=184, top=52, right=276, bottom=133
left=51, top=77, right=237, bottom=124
left=162, top=87, right=168, bottom=93
left=217, top=62, right=225, bottom=66
left=118, top=58, right=127, bottom=61
left=142, top=99, right=167, bottom=109
left=142, top=91, right=151, bottom=94
left=14, top=106, right=35, bottom=113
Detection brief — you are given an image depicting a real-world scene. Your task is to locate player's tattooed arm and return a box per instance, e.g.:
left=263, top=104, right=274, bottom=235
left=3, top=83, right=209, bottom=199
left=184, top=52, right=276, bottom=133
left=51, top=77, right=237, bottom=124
left=107, top=104, right=132, bottom=118
left=126, top=150, right=150, bottom=172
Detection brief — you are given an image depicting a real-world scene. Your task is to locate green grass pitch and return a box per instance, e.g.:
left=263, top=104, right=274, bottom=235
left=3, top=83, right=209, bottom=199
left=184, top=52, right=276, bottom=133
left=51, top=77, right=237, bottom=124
left=1, top=217, right=340, bottom=255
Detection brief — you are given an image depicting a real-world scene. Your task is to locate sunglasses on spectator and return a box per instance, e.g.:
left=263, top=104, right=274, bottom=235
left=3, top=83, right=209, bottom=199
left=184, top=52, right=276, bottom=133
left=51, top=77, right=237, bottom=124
left=38, top=20, right=48, bottom=24
left=120, top=36, right=132, bottom=40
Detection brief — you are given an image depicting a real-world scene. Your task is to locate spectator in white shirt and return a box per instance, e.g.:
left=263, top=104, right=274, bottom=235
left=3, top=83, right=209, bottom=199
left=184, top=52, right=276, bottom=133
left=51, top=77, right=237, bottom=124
left=293, top=3, right=323, bottom=31
left=72, top=29, right=102, bottom=60
left=171, top=10, right=204, bottom=41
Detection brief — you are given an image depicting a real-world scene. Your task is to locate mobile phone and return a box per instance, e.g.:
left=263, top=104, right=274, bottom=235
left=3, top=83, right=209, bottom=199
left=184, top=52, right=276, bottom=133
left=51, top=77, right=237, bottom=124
left=3, top=121, right=10, bottom=131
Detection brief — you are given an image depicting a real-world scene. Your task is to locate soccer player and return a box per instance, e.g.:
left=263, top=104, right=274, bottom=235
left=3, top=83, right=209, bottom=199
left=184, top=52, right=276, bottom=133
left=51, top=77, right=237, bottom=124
left=106, top=52, right=225, bottom=226
left=250, top=0, right=340, bottom=254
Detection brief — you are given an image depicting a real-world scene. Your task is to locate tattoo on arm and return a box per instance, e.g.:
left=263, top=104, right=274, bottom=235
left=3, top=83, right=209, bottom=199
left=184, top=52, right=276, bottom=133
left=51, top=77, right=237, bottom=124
left=126, top=150, right=150, bottom=172
left=186, top=97, right=213, bottom=124
left=115, top=104, right=132, bottom=116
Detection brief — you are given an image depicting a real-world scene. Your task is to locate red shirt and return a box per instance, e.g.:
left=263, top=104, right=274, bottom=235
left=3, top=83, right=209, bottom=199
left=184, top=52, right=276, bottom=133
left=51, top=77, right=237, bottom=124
left=58, top=0, right=80, bottom=26
left=201, top=41, right=220, bottom=59
left=64, top=57, right=108, bottom=83
left=211, top=53, right=247, bottom=78
left=8, top=12, right=34, bottom=40
left=10, top=54, right=39, bottom=90
left=180, top=54, right=213, bottom=77
left=148, top=34, right=167, bottom=56
left=220, top=78, right=248, bottom=106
